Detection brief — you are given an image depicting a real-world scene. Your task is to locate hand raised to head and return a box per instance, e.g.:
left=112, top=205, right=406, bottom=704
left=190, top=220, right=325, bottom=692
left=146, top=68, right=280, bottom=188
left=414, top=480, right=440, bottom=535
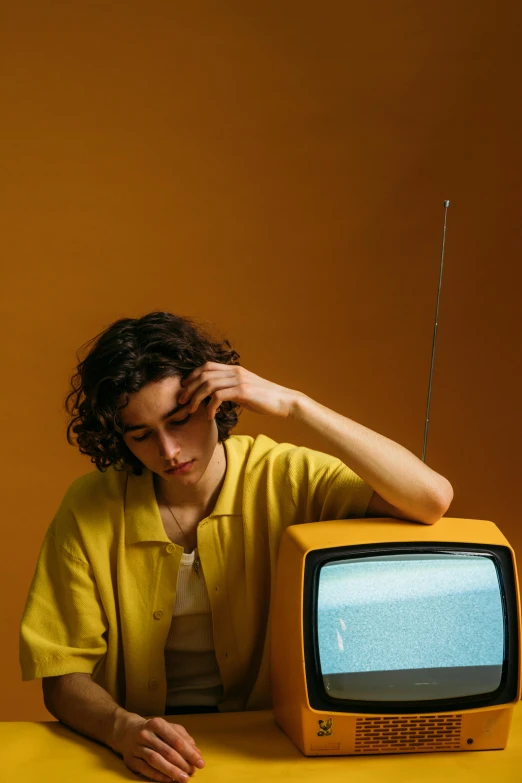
left=178, top=361, right=301, bottom=420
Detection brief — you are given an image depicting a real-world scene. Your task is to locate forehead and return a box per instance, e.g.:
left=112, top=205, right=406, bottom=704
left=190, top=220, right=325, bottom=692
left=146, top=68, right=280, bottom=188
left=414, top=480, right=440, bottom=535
left=118, top=376, right=184, bottom=424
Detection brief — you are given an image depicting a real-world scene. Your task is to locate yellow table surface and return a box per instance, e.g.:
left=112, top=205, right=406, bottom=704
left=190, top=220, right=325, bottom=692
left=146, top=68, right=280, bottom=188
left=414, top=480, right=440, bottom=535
left=2, top=706, right=522, bottom=783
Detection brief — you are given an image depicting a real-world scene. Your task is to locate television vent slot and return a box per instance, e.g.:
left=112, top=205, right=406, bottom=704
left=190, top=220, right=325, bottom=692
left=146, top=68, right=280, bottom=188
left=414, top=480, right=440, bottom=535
left=354, top=714, right=463, bottom=753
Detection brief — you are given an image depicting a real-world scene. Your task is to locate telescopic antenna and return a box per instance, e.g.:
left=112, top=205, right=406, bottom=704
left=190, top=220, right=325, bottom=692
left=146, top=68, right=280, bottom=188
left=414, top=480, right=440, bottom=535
left=422, top=200, right=450, bottom=463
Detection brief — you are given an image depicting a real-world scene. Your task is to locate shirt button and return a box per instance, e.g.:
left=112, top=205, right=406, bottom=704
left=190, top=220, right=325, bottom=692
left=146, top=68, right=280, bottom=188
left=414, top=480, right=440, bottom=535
left=153, top=610, right=164, bottom=620
left=148, top=679, right=159, bottom=689
left=166, top=544, right=175, bottom=554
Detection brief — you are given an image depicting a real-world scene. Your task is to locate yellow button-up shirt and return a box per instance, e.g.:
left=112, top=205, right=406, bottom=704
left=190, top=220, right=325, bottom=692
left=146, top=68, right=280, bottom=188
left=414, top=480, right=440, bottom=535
left=19, top=433, right=374, bottom=716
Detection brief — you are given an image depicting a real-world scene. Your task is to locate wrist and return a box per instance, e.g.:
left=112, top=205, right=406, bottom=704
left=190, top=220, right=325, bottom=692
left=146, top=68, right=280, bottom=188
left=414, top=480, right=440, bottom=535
left=289, top=391, right=312, bottom=421
left=108, top=706, right=142, bottom=754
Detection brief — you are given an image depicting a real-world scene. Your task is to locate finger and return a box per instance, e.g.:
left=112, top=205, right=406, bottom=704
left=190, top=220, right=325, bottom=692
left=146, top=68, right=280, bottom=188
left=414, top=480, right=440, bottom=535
left=141, top=735, right=197, bottom=775
left=150, top=719, right=204, bottom=767
left=130, top=753, right=185, bottom=783
left=181, top=361, right=234, bottom=388
left=179, top=370, right=237, bottom=406
left=180, top=364, right=223, bottom=393
left=168, top=722, right=200, bottom=749
left=180, top=365, right=241, bottom=396
left=206, top=389, right=229, bottom=420
left=185, top=377, right=242, bottom=414
left=207, top=398, right=221, bottom=420
left=139, top=744, right=197, bottom=782
left=207, top=384, right=253, bottom=418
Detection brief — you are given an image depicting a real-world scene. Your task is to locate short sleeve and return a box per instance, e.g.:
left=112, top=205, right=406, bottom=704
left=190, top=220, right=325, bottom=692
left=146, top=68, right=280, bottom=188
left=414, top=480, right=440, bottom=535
left=19, top=509, right=109, bottom=681
left=288, top=446, right=375, bottom=522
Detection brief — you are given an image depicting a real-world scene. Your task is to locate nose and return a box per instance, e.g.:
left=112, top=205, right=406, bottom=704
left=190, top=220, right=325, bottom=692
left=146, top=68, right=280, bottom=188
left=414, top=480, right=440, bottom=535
left=157, top=432, right=182, bottom=461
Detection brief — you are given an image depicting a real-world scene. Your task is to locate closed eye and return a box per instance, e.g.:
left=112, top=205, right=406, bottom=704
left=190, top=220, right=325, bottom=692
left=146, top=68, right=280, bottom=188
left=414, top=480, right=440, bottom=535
left=132, top=415, right=191, bottom=442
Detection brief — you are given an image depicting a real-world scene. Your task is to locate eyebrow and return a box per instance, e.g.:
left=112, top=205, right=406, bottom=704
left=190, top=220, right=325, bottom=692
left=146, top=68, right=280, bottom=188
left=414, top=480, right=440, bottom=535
left=122, top=402, right=189, bottom=433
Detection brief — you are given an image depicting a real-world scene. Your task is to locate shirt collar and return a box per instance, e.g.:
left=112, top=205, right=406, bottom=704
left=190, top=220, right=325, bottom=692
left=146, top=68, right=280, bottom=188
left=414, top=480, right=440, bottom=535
left=124, top=435, right=244, bottom=545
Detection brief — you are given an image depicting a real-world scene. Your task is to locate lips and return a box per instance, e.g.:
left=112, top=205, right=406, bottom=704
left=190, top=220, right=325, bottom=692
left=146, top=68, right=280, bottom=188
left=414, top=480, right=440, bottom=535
left=165, top=460, right=194, bottom=472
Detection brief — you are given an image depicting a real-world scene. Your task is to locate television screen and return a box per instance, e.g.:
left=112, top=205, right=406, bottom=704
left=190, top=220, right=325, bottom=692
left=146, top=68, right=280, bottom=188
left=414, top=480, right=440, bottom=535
left=317, top=552, right=505, bottom=702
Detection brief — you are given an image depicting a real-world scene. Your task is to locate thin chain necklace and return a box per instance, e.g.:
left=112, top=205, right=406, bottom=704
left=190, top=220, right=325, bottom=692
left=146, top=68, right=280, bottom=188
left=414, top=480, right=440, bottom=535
left=163, top=503, right=201, bottom=578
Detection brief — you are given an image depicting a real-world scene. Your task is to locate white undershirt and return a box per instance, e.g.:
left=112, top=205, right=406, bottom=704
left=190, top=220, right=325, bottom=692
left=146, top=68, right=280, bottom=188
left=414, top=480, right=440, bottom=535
left=164, top=550, right=224, bottom=707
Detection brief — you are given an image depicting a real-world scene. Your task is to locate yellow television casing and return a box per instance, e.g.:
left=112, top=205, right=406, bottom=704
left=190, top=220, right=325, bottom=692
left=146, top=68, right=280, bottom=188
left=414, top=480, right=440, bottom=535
left=270, top=517, right=521, bottom=756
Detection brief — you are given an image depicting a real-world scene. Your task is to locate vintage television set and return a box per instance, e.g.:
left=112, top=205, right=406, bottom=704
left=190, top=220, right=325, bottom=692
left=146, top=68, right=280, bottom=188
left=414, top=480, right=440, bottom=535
left=270, top=516, right=521, bottom=756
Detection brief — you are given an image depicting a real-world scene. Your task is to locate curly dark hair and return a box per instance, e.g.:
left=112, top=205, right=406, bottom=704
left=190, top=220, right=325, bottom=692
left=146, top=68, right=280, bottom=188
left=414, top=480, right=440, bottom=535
left=65, top=311, right=242, bottom=475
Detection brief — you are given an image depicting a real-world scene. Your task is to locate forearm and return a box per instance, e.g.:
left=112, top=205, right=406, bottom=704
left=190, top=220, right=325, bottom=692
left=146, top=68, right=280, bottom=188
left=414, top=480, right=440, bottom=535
left=291, top=393, right=453, bottom=520
left=43, top=673, right=140, bottom=754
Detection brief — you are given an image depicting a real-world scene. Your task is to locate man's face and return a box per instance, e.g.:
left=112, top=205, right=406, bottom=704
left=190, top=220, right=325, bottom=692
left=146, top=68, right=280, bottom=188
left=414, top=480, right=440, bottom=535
left=118, top=375, right=218, bottom=484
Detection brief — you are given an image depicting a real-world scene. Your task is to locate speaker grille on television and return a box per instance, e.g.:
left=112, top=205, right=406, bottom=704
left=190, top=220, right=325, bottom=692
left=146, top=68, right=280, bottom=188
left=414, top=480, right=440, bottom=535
left=354, top=714, right=463, bottom=753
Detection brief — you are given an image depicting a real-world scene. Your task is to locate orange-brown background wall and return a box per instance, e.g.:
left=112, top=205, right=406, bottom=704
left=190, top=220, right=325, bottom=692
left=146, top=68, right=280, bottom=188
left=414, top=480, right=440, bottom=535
left=2, top=1, right=521, bottom=720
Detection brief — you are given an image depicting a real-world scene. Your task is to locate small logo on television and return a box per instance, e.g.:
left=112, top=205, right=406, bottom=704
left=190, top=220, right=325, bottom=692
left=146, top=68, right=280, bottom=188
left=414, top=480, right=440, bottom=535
left=317, top=718, right=333, bottom=736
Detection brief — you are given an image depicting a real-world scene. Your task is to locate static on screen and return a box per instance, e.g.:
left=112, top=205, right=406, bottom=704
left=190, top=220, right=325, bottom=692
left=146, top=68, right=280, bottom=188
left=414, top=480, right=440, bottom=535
left=317, top=554, right=504, bottom=701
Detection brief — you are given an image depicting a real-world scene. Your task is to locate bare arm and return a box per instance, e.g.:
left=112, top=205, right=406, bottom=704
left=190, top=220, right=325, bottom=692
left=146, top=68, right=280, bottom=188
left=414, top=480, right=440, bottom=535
left=42, top=672, right=136, bottom=752
left=178, top=363, right=453, bottom=524
left=290, top=393, right=453, bottom=524
left=42, top=673, right=204, bottom=782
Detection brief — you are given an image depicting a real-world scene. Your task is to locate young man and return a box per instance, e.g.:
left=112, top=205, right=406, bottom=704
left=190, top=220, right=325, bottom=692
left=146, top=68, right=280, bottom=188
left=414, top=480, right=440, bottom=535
left=19, top=311, right=453, bottom=783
